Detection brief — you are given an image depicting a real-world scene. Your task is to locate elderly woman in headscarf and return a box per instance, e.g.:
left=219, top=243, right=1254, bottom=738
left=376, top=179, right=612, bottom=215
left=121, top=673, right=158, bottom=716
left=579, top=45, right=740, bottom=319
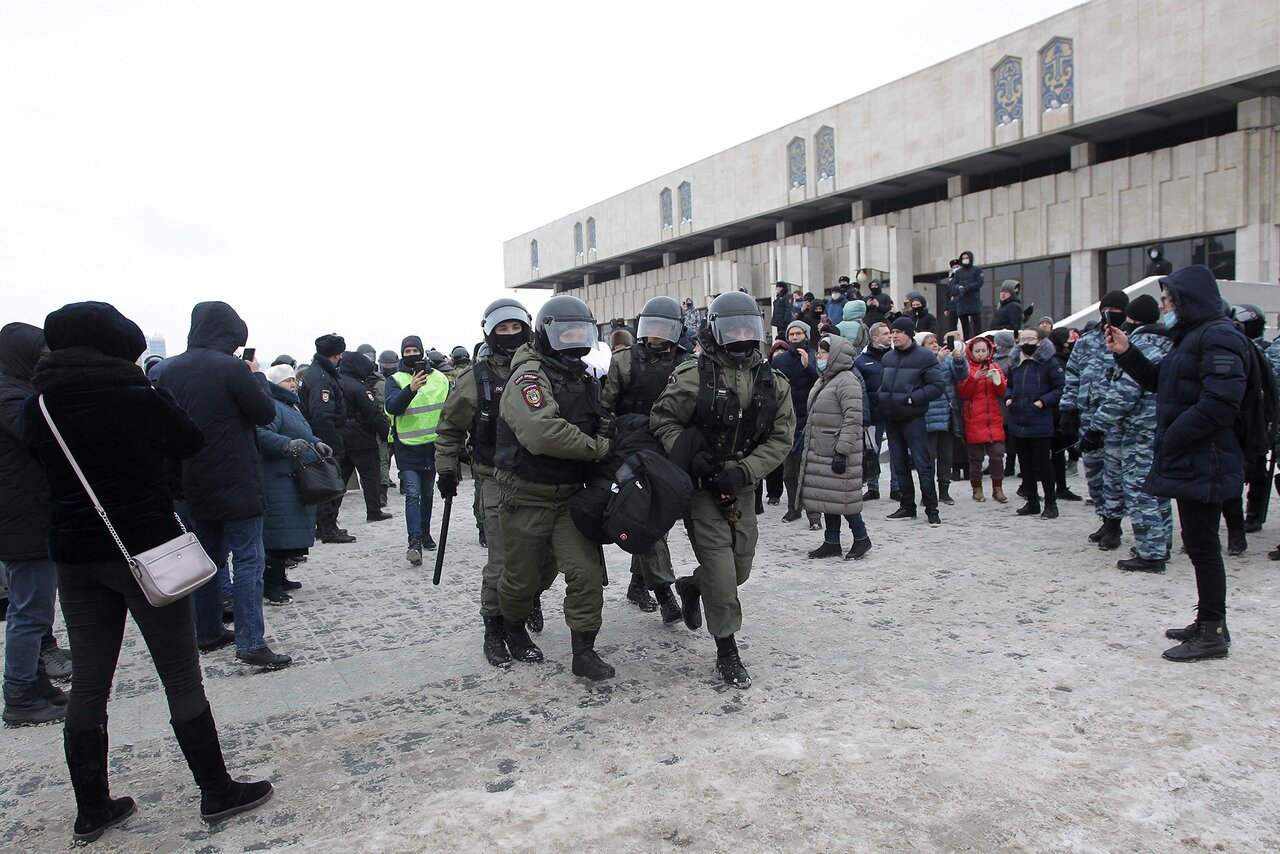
left=22, top=301, right=273, bottom=844
left=256, top=363, right=330, bottom=604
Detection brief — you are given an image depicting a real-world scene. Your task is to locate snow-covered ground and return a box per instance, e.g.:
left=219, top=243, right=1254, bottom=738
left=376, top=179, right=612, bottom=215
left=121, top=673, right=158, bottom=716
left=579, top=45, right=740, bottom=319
left=3, top=470, right=1278, bottom=852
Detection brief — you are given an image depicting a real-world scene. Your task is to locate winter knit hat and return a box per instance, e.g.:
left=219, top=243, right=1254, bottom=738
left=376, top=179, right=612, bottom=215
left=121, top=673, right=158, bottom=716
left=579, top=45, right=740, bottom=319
left=1127, top=294, right=1160, bottom=325
left=315, top=334, right=346, bottom=358
left=999, top=282, right=1017, bottom=296
left=1099, top=290, right=1130, bottom=311
left=266, top=363, right=296, bottom=385
left=786, top=320, right=811, bottom=338
left=400, top=335, right=424, bottom=356
left=993, top=330, right=1016, bottom=351
left=891, top=316, right=916, bottom=336
left=1038, top=316, right=1054, bottom=326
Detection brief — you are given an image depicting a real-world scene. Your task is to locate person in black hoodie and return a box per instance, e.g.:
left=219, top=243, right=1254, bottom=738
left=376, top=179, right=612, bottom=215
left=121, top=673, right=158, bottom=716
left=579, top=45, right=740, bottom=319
left=301, top=334, right=354, bottom=543
left=863, top=281, right=893, bottom=328
left=950, top=251, right=984, bottom=338
left=337, top=350, right=392, bottom=523
left=22, top=302, right=273, bottom=843
left=906, top=291, right=939, bottom=335
left=991, top=282, right=1023, bottom=330
left=156, top=302, right=289, bottom=669
left=1145, top=244, right=1173, bottom=277
left=0, top=322, right=68, bottom=726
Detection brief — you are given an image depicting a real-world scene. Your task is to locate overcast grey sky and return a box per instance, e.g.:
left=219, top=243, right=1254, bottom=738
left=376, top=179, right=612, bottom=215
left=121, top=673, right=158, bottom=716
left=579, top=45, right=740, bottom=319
left=0, top=0, right=1080, bottom=361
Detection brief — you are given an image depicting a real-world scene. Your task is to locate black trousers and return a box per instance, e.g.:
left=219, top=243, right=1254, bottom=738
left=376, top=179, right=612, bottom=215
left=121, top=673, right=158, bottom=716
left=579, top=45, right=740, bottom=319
left=765, top=463, right=784, bottom=500
left=1176, top=499, right=1227, bottom=622
left=341, top=447, right=383, bottom=517
left=57, top=559, right=209, bottom=731
left=1015, top=436, right=1055, bottom=503
left=959, top=314, right=980, bottom=339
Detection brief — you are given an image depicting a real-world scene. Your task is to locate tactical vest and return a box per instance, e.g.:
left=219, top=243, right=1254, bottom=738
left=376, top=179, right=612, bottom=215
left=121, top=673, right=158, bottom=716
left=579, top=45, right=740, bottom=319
left=495, top=359, right=603, bottom=485
left=694, top=355, right=777, bottom=459
left=470, top=359, right=506, bottom=468
left=389, top=369, right=449, bottom=446
left=618, top=343, right=687, bottom=416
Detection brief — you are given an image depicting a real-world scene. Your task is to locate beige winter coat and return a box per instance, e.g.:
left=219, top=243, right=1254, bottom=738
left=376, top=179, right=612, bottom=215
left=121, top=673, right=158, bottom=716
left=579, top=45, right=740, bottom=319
left=798, top=335, right=865, bottom=516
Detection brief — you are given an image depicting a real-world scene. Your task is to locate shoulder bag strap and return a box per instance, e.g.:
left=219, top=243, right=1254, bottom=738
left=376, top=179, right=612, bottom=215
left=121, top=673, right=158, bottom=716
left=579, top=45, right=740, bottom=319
left=37, top=394, right=187, bottom=568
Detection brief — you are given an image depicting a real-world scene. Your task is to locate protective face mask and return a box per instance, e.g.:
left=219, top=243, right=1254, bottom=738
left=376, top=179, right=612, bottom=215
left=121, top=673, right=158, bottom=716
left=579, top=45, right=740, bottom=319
left=1020, top=343, right=1038, bottom=356
left=1150, top=251, right=1159, bottom=259
left=647, top=341, right=672, bottom=354
left=491, top=332, right=526, bottom=354
left=817, top=360, right=828, bottom=371
left=1162, top=311, right=1178, bottom=328
left=961, top=259, right=972, bottom=267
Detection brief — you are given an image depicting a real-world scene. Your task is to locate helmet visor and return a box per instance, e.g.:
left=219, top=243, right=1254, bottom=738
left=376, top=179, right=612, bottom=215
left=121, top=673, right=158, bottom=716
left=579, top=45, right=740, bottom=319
left=711, top=313, right=765, bottom=346
left=483, top=304, right=532, bottom=335
left=545, top=319, right=597, bottom=353
left=636, top=315, right=682, bottom=343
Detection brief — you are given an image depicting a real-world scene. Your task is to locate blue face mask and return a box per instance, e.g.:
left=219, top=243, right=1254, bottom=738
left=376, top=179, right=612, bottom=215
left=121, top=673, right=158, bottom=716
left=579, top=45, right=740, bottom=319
left=817, top=359, right=828, bottom=371
left=1162, top=310, right=1178, bottom=328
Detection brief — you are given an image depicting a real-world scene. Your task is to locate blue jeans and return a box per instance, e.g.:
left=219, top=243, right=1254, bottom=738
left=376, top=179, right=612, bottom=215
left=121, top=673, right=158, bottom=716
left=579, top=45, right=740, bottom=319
left=190, top=516, right=267, bottom=653
left=176, top=501, right=231, bottom=600
left=3, top=558, right=58, bottom=696
left=823, top=513, right=868, bottom=545
left=887, top=417, right=937, bottom=513
left=865, top=424, right=899, bottom=493
left=401, top=468, right=436, bottom=542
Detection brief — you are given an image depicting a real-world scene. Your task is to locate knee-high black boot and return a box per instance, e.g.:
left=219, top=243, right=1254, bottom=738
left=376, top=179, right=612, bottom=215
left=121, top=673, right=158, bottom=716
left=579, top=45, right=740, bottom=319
left=64, top=721, right=137, bottom=843
left=171, top=704, right=273, bottom=823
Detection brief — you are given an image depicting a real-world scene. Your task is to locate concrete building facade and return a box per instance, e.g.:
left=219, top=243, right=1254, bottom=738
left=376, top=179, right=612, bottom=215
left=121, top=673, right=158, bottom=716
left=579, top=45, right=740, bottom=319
left=504, top=0, right=1280, bottom=330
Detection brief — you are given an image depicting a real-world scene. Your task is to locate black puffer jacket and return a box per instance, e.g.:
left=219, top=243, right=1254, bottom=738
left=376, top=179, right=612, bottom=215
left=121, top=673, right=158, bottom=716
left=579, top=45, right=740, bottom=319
left=155, top=302, right=276, bottom=520
left=338, top=351, right=389, bottom=452
left=0, top=323, right=50, bottom=560
left=876, top=339, right=945, bottom=421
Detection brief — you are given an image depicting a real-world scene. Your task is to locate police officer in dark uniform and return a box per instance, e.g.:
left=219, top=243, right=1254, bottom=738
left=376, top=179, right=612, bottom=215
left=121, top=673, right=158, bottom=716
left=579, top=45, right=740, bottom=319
left=651, top=291, right=795, bottom=689
left=302, top=333, right=355, bottom=543
left=495, top=295, right=615, bottom=680
left=603, top=295, right=691, bottom=622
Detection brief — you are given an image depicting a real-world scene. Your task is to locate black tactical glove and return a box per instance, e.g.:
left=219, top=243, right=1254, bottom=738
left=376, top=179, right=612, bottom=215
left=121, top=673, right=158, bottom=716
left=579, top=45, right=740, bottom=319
left=1059, top=409, right=1080, bottom=439
left=690, top=451, right=718, bottom=479
left=1079, top=430, right=1105, bottom=453
left=437, top=471, right=458, bottom=499
left=712, top=465, right=748, bottom=495
left=595, top=414, right=616, bottom=439
left=831, top=452, right=848, bottom=475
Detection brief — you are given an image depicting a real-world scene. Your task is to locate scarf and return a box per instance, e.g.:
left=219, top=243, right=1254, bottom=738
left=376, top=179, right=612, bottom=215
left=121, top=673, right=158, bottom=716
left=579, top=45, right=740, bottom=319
left=32, top=346, right=151, bottom=394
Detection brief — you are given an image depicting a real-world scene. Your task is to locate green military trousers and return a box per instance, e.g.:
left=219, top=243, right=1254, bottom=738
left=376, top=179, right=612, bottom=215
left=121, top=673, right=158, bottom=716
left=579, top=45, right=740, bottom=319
left=684, top=487, right=757, bottom=637
left=630, top=534, right=676, bottom=588
left=499, top=499, right=602, bottom=631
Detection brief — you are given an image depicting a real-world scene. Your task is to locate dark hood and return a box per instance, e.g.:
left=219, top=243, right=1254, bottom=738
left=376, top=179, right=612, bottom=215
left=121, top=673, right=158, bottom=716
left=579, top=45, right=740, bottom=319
left=1163, top=264, right=1224, bottom=330
left=44, top=301, right=147, bottom=362
left=339, top=350, right=376, bottom=379
left=907, top=291, right=928, bottom=310
left=187, top=301, right=249, bottom=354
left=0, top=322, right=47, bottom=383
left=1149, top=244, right=1165, bottom=258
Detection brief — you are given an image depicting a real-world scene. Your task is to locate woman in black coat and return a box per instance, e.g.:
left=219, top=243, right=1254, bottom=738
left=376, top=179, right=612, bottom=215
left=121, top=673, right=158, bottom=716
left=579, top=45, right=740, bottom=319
left=21, top=302, right=273, bottom=844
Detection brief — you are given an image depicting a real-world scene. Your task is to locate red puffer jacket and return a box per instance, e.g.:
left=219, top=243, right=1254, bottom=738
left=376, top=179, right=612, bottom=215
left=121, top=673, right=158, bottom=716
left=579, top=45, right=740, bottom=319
left=956, top=337, right=1006, bottom=444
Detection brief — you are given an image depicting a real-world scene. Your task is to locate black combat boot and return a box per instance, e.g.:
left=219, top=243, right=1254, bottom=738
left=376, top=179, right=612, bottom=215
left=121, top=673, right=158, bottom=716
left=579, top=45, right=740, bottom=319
left=171, top=705, right=273, bottom=823
left=318, top=523, right=356, bottom=544
left=503, top=618, right=544, bottom=663
left=1166, top=612, right=1231, bottom=645
left=626, top=574, right=657, bottom=612
left=714, top=635, right=751, bottom=689
left=525, top=597, right=544, bottom=633
left=481, top=615, right=511, bottom=666
left=807, top=541, right=842, bottom=559
left=674, top=576, right=702, bottom=631
left=1162, top=620, right=1230, bottom=661
left=1088, top=519, right=1108, bottom=543
left=653, top=584, right=682, bottom=624
left=1116, top=556, right=1166, bottom=573
left=1097, top=518, right=1122, bottom=550
left=1227, top=527, right=1247, bottom=556
left=570, top=630, right=615, bottom=681
left=262, top=556, right=292, bottom=605
left=1016, top=498, right=1041, bottom=516
left=938, top=483, right=954, bottom=505
left=845, top=537, right=872, bottom=560
left=1040, top=499, right=1059, bottom=520
left=63, top=722, right=136, bottom=843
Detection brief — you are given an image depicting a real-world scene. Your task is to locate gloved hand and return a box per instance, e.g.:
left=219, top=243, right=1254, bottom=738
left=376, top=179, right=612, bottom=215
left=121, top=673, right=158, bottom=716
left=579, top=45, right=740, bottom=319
left=690, top=451, right=718, bottom=479
left=592, top=437, right=611, bottom=461
left=712, top=465, right=747, bottom=495
left=315, top=442, right=333, bottom=458
left=831, top=452, right=848, bottom=475
left=437, top=471, right=458, bottom=499
left=1079, top=430, right=1105, bottom=453
left=1059, top=409, right=1080, bottom=438
left=595, top=414, right=616, bottom=439
left=458, top=448, right=472, bottom=466
left=286, top=438, right=311, bottom=456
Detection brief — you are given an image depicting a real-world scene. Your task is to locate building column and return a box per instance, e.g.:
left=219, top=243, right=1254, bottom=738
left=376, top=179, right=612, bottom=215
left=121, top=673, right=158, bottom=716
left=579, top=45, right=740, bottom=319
left=1070, top=249, right=1098, bottom=313
left=1234, top=97, right=1279, bottom=285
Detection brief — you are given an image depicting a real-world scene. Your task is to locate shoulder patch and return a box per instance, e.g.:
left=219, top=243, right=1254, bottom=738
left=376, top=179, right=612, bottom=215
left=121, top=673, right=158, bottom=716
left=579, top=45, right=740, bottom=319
left=667, top=373, right=677, bottom=384
left=320, top=389, right=331, bottom=403
left=522, top=384, right=544, bottom=409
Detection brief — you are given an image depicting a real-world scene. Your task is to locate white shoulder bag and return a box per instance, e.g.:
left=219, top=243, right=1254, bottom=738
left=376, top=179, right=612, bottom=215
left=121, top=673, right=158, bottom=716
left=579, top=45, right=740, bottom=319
left=39, top=394, right=216, bottom=607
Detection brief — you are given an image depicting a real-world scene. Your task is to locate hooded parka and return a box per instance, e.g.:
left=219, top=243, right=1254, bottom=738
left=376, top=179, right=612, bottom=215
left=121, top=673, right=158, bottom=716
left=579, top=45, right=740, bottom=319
left=798, top=336, right=865, bottom=516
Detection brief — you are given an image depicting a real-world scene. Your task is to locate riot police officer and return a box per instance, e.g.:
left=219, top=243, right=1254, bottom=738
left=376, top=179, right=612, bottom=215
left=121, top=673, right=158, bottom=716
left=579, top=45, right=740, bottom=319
left=436, top=299, right=537, bottom=666
left=651, top=291, right=795, bottom=689
left=603, top=295, right=691, bottom=622
left=495, top=295, right=615, bottom=680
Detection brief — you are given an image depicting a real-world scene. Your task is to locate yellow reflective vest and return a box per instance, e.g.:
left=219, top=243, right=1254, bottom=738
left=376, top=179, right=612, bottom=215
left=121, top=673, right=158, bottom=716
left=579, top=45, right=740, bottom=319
left=388, top=370, right=449, bottom=445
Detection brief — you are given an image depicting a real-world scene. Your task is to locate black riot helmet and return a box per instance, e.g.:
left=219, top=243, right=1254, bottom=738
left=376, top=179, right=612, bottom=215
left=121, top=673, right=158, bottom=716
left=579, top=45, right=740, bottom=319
left=481, top=298, right=533, bottom=355
left=1231, top=303, right=1266, bottom=340
left=534, top=295, right=597, bottom=360
left=378, top=350, right=398, bottom=376
left=636, top=296, right=683, bottom=345
left=450, top=345, right=471, bottom=366
left=700, top=291, right=765, bottom=360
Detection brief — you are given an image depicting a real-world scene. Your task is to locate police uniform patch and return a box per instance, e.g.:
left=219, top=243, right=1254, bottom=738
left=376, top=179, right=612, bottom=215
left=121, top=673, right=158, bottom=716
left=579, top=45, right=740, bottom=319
left=366, top=391, right=375, bottom=400
left=522, top=384, right=544, bottom=408
left=321, top=389, right=331, bottom=403
left=515, top=372, right=540, bottom=385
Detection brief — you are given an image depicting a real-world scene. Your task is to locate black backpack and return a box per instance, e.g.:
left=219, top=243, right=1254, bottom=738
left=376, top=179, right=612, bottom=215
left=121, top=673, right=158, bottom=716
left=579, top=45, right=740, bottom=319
left=1194, top=324, right=1279, bottom=459
left=602, top=450, right=693, bottom=554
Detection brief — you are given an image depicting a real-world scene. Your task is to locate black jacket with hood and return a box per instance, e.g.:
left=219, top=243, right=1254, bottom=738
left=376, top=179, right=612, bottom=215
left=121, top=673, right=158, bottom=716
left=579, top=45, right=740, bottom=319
left=156, top=301, right=277, bottom=520
left=0, top=323, right=51, bottom=560
left=906, top=291, right=939, bottom=335
left=338, top=351, right=389, bottom=452
left=991, top=293, right=1024, bottom=331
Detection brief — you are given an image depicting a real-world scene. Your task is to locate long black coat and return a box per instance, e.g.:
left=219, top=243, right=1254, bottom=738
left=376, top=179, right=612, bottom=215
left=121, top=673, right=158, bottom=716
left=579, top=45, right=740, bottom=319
left=0, top=323, right=50, bottom=561
left=301, top=354, right=347, bottom=458
left=155, top=302, right=277, bottom=520
left=338, top=351, right=389, bottom=453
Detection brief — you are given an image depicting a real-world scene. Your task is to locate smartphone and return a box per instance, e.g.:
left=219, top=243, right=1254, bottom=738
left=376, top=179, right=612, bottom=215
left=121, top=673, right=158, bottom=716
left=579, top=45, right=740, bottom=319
left=413, top=359, right=429, bottom=374
left=241, top=347, right=256, bottom=362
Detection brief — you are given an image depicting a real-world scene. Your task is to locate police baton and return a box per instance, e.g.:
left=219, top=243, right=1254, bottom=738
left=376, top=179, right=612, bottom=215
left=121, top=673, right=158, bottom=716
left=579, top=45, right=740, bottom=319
left=433, top=494, right=452, bottom=585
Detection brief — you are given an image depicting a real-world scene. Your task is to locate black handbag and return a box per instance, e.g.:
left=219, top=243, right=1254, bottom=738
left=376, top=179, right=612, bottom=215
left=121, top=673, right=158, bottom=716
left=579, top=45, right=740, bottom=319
left=293, top=454, right=346, bottom=506
left=862, top=430, right=881, bottom=481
